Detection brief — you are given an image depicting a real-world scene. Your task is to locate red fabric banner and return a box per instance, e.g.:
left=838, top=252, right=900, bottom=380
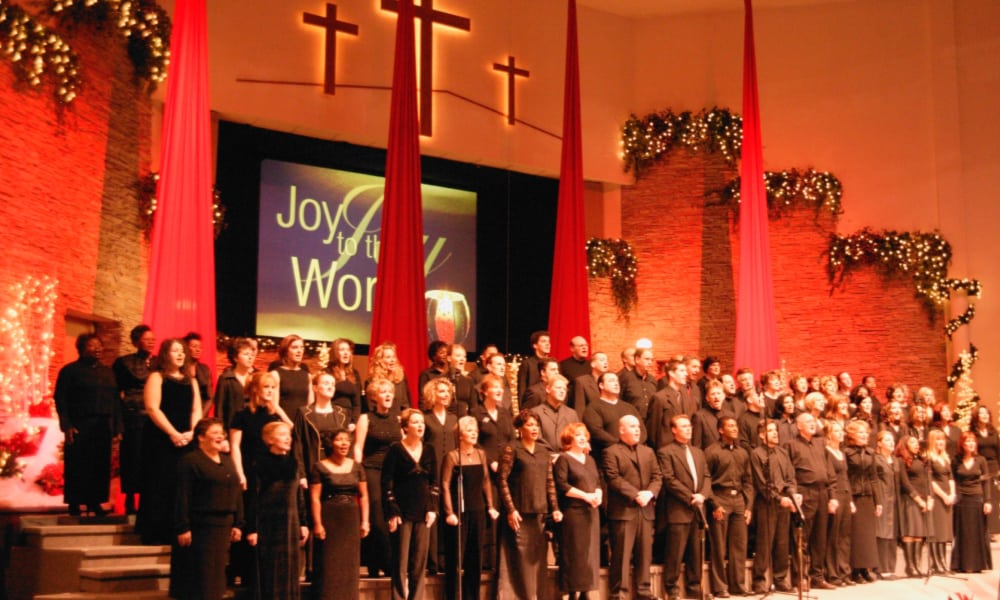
left=547, top=0, right=591, bottom=360
left=369, top=0, right=428, bottom=405
left=142, top=0, right=216, bottom=379
left=733, top=0, right=779, bottom=375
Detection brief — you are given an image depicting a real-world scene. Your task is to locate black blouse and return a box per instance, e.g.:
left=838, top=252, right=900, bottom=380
left=381, top=442, right=439, bottom=521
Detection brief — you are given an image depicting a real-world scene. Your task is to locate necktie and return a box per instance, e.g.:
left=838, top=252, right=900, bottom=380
left=685, top=445, right=698, bottom=485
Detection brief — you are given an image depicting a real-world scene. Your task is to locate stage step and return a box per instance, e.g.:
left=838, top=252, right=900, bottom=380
left=20, top=516, right=140, bottom=549
left=78, top=565, right=170, bottom=593
left=34, top=592, right=169, bottom=600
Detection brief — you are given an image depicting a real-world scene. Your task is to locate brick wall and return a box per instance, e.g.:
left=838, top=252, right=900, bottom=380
left=589, top=151, right=947, bottom=398
left=0, top=22, right=151, bottom=379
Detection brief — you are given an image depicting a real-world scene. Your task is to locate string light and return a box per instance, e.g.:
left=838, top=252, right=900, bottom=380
left=586, top=238, right=638, bottom=320
left=138, top=172, right=227, bottom=238
left=721, top=168, right=843, bottom=220
left=0, top=1, right=80, bottom=103
left=621, top=108, right=743, bottom=178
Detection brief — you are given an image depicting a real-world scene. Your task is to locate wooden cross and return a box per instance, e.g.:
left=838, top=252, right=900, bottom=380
left=303, top=3, right=359, bottom=95
left=492, top=56, right=530, bottom=125
left=381, top=0, right=471, bottom=136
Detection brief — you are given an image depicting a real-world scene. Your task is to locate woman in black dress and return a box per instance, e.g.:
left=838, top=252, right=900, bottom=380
left=173, top=418, right=244, bottom=600
left=823, top=420, right=852, bottom=585
left=873, top=429, right=899, bottom=579
left=310, top=429, right=369, bottom=600
left=353, top=377, right=401, bottom=577
left=553, top=422, right=601, bottom=599
left=969, top=404, right=1000, bottom=536
left=844, top=420, right=881, bottom=583
left=896, top=434, right=932, bottom=577
left=112, top=324, right=157, bottom=515
left=382, top=408, right=439, bottom=600
left=441, top=416, right=500, bottom=600
left=471, top=374, right=515, bottom=569
left=138, top=338, right=202, bottom=545
left=366, top=342, right=410, bottom=412
left=926, top=429, right=955, bottom=574
left=930, top=402, right=961, bottom=458
left=950, top=431, right=994, bottom=572
left=246, top=421, right=309, bottom=600
left=498, top=411, right=563, bottom=600
left=422, top=376, right=457, bottom=573
left=271, top=334, right=313, bottom=417
left=210, top=337, right=255, bottom=431
left=327, top=338, right=362, bottom=428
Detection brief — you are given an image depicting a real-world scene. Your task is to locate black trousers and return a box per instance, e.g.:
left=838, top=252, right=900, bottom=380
left=444, top=509, right=486, bottom=600
left=662, top=520, right=705, bottom=597
left=751, top=497, right=791, bottom=591
left=708, top=493, right=748, bottom=594
left=608, top=516, right=655, bottom=600
left=792, top=484, right=829, bottom=584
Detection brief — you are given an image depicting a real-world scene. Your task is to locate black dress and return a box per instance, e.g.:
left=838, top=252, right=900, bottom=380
left=275, top=367, right=311, bottom=417
left=974, top=427, right=1000, bottom=533
left=423, top=409, right=457, bottom=571
left=310, top=461, right=365, bottom=600
left=554, top=452, right=600, bottom=593
left=845, top=445, right=880, bottom=569
left=213, top=367, right=250, bottom=430
left=950, top=456, right=992, bottom=572
left=294, top=405, right=349, bottom=487
left=330, top=368, right=362, bottom=425
left=928, top=456, right=953, bottom=541
left=824, top=448, right=852, bottom=583
left=360, top=409, right=401, bottom=577
left=138, top=374, right=194, bottom=544
left=53, top=356, right=119, bottom=507
left=898, top=457, right=932, bottom=537
left=247, top=451, right=304, bottom=600
left=112, top=352, right=153, bottom=494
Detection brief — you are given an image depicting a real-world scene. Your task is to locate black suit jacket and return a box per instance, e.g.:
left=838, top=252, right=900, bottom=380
left=603, top=442, right=663, bottom=521
left=657, top=441, right=712, bottom=524
left=571, top=374, right=600, bottom=419
left=646, top=385, right=691, bottom=449
left=520, top=381, right=547, bottom=411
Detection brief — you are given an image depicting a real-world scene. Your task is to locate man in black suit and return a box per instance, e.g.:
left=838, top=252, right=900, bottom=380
left=520, top=357, right=559, bottom=412
left=558, top=335, right=591, bottom=387
left=657, top=414, right=711, bottom=600
left=620, top=348, right=657, bottom=420
left=516, top=330, right=550, bottom=401
left=571, top=350, right=608, bottom=418
left=647, top=358, right=694, bottom=449
left=603, top=414, right=663, bottom=600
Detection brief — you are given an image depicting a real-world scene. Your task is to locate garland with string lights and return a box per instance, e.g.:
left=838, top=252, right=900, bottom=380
left=0, top=1, right=80, bottom=103
left=718, top=169, right=844, bottom=220
left=586, top=238, right=638, bottom=320
left=621, top=108, right=743, bottom=178
left=137, top=172, right=226, bottom=239
left=826, top=229, right=982, bottom=389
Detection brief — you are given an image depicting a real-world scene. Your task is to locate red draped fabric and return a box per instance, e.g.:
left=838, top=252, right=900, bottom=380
left=547, top=0, right=591, bottom=360
left=142, top=0, right=216, bottom=378
left=733, top=0, right=779, bottom=375
left=369, top=0, right=427, bottom=405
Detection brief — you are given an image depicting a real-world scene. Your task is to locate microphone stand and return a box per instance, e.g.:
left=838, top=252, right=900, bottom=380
left=695, top=502, right=709, bottom=600
left=456, top=449, right=464, bottom=600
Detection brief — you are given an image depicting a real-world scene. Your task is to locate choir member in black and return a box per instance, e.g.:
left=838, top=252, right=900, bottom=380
left=683, top=356, right=704, bottom=410
left=382, top=408, right=439, bottom=600
left=926, top=428, right=955, bottom=574
left=521, top=358, right=559, bottom=412
left=310, top=429, right=369, bottom=600
left=271, top=334, right=313, bottom=418
left=823, top=421, right=852, bottom=586
left=483, top=352, right=514, bottom=411
left=734, top=367, right=758, bottom=417
left=583, top=372, right=645, bottom=465
left=950, top=432, right=994, bottom=573
left=532, top=374, right=577, bottom=452
left=787, top=412, right=838, bottom=590
left=705, top=415, right=752, bottom=597
left=880, top=399, right=909, bottom=441
left=896, top=434, right=932, bottom=577
left=691, top=379, right=730, bottom=450
left=113, top=323, right=156, bottom=514
left=736, top=387, right=765, bottom=451
left=211, top=337, right=255, bottom=431
left=353, top=377, right=401, bottom=577
left=603, top=415, right=661, bottom=600
left=294, top=372, right=350, bottom=491
left=54, top=333, right=118, bottom=516
left=647, top=358, right=693, bottom=449
left=421, top=377, right=457, bottom=572
left=969, top=404, right=999, bottom=535
left=326, top=337, right=362, bottom=428
left=558, top=336, right=591, bottom=396
left=517, top=330, right=551, bottom=402
left=469, top=344, right=498, bottom=387
left=789, top=374, right=809, bottom=412
left=246, top=422, right=309, bottom=599
left=657, top=414, right=711, bottom=600
left=873, top=430, right=899, bottom=579
left=908, top=404, right=930, bottom=451
left=824, top=396, right=852, bottom=435
left=138, top=339, right=201, bottom=545
left=440, top=416, right=500, bottom=600
left=759, top=370, right=784, bottom=418
left=619, top=348, right=657, bottom=422
left=803, top=392, right=828, bottom=437
left=183, top=332, right=212, bottom=408
left=852, top=393, right=878, bottom=446
left=447, top=344, right=480, bottom=414
left=930, top=401, right=960, bottom=458
left=571, top=350, right=607, bottom=419
left=366, top=342, right=410, bottom=412
left=498, top=411, right=562, bottom=600
left=774, top=394, right=798, bottom=445
left=553, top=422, right=602, bottom=599
left=173, top=418, right=243, bottom=600
left=844, top=420, right=882, bottom=583
left=750, top=421, right=799, bottom=594
left=417, top=341, right=450, bottom=393
left=470, top=374, right=514, bottom=569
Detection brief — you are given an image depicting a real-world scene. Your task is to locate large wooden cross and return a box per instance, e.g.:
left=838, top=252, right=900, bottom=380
left=493, top=56, right=530, bottom=125
left=381, top=0, right=471, bottom=136
left=303, top=3, right=359, bottom=95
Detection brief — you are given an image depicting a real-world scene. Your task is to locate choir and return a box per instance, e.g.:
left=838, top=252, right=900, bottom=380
left=51, top=328, right=998, bottom=600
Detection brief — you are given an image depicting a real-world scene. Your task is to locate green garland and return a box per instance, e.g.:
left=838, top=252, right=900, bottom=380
left=137, top=172, right=226, bottom=239
left=621, top=108, right=743, bottom=177
left=719, top=169, right=844, bottom=220
left=586, top=238, right=638, bottom=320
left=0, top=1, right=80, bottom=102
left=827, top=228, right=981, bottom=388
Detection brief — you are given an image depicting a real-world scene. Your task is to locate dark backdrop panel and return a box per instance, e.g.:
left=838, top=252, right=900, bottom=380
left=214, top=120, right=557, bottom=355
